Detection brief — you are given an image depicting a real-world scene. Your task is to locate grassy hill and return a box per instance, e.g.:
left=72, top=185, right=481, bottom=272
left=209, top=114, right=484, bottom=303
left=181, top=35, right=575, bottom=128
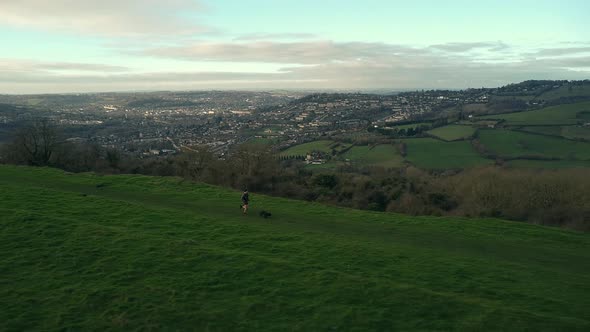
left=1, top=165, right=589, bottom=331
left=479, top=101, right=590, bottom=125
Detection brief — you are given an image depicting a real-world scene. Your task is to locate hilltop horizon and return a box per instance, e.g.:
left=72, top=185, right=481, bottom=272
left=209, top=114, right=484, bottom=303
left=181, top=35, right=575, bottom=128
left=2, top=79, right=588, bottom=96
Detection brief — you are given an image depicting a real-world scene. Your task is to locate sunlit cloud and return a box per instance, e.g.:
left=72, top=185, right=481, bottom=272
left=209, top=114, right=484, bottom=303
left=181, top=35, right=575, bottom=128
left=0, top=0, right=209, bottom=37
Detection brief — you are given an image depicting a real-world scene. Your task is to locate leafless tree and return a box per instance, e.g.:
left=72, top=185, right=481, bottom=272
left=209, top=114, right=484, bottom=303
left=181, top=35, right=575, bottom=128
left=12, top=118, right=59, bottom=166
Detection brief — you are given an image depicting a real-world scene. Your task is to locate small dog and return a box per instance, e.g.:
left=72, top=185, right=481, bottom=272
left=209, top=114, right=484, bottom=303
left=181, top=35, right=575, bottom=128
left=259, top=210, right=272, bottom=219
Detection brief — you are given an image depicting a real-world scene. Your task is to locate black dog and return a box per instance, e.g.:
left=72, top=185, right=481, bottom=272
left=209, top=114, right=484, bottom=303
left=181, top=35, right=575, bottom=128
left=259, top=210, right=272, bottom=219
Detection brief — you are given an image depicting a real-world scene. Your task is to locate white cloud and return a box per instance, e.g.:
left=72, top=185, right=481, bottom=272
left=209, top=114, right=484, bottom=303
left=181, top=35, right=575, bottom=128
left=1, top=38, right=589, bottom=93
left=140, top=41, right=419, bottom=64
left=233, top=33, right=319, bottom=41
left=430, top=41, right=509, bottom=53
left=0, top=0, right=208, bottom=37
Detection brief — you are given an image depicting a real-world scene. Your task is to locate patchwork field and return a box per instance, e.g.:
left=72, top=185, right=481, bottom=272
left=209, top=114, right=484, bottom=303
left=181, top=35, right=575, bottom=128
left=402, top=138, right=492, bottom=169
left=538, top=84, right=590, bottom=100
left=519, top=125, right=590, bottom=140
left=341, top=144, right=404, bottom=168
left=478, top=129, right=590, bottom=160
left=478, top=101, right=590, bottom=125
left=280, top=140, right=351, bottom=157
left=1, top=165, right=589, bottom=330
left=384, top=122, right=431, bottom=130
left=427, top=124, right=476, bottom=141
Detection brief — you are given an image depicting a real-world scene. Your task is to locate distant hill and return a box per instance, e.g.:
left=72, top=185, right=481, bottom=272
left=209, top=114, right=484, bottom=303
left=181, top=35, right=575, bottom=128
left=1, top=165, right=589, bottom=330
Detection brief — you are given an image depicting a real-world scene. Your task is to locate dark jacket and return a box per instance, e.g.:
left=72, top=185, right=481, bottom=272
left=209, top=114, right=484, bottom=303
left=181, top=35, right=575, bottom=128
left=241, top=192, right=249, bottom=204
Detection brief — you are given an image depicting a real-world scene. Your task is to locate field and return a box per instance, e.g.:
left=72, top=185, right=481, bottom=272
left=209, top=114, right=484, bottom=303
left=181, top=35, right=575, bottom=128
left=280, top=140, right=351, bottom=156
left=340, top=144, right=404, bottom=168
left=519, top=125, right=590, bottom=140
left=479, top=101, right=590, bottom=125
left=519, top=126, right=564, bottom=137
left=1, top=165, right=589, bottom=330
left=538, top=84, right=590, bottom=100
left=401, top=138, right=492, bottom=169
left=427, top=124, right=476, bottom=141
left=478, top=129, right=590, bottom=160
left=247, top=137, right=276, bottom=145
left=562, top=126, right=590, bottom=140
left=384, top=122, right=431, bottom=130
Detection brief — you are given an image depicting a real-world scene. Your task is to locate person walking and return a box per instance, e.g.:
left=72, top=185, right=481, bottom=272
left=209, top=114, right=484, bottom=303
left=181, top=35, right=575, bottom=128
left=241, top=189, right=249, bottom=215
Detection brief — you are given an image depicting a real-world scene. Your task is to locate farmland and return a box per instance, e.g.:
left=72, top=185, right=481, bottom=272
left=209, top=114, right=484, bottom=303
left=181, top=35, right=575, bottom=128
left=479, top=101, right=590, bottom=125
left=280, top=140, right=351, bottom=157
left=402, top=138, right=492, bottom=169
left=427, top=124, right=476, bottom=141
left=340, top=144, right=404, bottom=168
left=478, top=129, right=590, bottom=160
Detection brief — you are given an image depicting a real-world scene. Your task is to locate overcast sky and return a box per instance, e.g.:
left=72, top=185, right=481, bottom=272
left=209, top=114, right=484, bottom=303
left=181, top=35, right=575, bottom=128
left=1, top=0, right=589, bottom=93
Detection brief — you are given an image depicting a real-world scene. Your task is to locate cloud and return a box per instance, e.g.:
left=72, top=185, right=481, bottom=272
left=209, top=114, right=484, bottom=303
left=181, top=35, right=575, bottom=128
left=233, top=33, right=319, bottom=41
left=532, top=47, right=590, bottom=57
left=1, top=39, right=589, bottom=93
left=0, top=59, right=129, bottom=73
left=430, top=41, right=509, bottom=53
left=2, top=50, right=589, bottom=94
left=140, top=41, right=419, bottom=64
left=0, top=0, right=208, bottom=37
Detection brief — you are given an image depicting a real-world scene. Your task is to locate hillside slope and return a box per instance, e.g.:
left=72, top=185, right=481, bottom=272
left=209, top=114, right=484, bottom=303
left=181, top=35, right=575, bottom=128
left=1, top=166, right=589, bottom=331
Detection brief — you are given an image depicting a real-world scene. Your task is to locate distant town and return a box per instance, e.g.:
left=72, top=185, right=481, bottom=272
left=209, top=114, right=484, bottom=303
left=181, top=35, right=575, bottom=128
left=0, top=80, right=587, bottom=157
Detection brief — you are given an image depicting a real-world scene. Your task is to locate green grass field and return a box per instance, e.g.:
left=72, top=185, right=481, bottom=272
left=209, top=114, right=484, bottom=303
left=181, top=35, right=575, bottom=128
left=384, top=122, right=431, bottom=130
left=427, top=125, right=477, bottom=141
left=247, top=137, right=276, bottom=145
left=402, top=138, right=492, bottom=169
left=538, top=84, right=590, bottom=100
left=1, top=165, right=589, bottom=330
left=280, top=140, right=351, bottom=157
left=517, top=125, right=590, bottom=141
left=562, top=126, right=590, bottom=140
left=519, top=126, right=564, bottom=137
left=478, top=129, right=590, bottom=160
left=341, top=144, right=404, bottom=168
left=479, top=101, right=590, bottom=125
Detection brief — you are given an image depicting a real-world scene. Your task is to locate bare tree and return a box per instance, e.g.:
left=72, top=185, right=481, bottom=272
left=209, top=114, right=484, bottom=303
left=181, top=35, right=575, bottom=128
left=12, top=118, right=59, bottom=166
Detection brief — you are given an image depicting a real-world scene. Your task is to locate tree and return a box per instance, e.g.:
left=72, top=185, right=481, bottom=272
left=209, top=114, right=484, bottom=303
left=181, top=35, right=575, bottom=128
left=175, top=146, right=216, bottom=181
left=10, top=119, right=59, bottom=166
left=227, top=144, right=280, bottom=191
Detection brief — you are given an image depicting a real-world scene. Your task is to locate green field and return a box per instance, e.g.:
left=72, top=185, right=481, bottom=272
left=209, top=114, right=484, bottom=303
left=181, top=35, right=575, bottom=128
left=538, top=84, right=590, bottom=100
left=402, top=138, right=493, bottom=169
left=341, top=144, right=404, bottom=168
left=562, top=126, right=590, bottom=140
left=427, top=125, right=477, bottom=141
left=384, top=122, right=431, bottom=130
left=478, top=129, right=590, bottom=160
left=519, top=126, right=564, bottom=137
left=1, top=165, right=590, bottom=330
left=280, top=140, right=351, bottom=157
left=479, top=101, right=590, bottom=125
left=247, top=137, right=276, bottom=145
left=518, top=125, right=590, bottom=141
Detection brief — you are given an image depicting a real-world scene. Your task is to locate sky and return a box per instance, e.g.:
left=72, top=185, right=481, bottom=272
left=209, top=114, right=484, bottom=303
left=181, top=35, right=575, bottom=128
left=0, top=0, right=589, bottom=93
